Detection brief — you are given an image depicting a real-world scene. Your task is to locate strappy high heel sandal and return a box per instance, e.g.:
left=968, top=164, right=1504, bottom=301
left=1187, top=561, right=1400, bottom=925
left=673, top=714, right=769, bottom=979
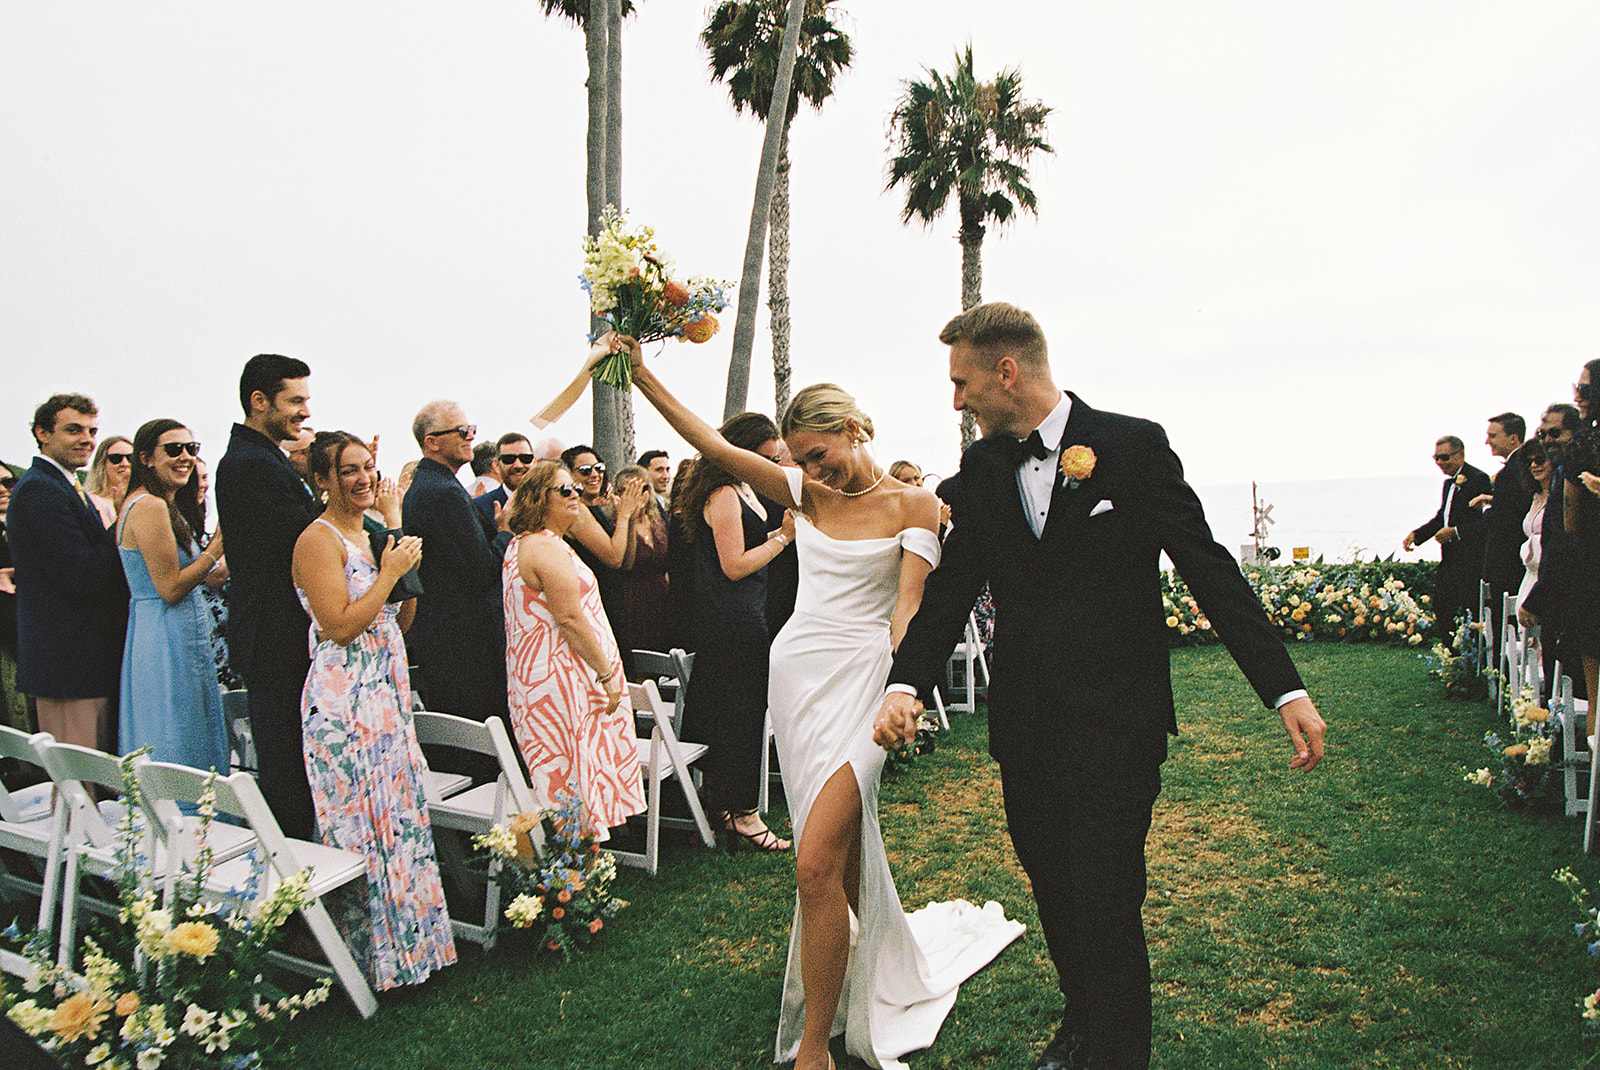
left=721, top=809, right=790, bottom=853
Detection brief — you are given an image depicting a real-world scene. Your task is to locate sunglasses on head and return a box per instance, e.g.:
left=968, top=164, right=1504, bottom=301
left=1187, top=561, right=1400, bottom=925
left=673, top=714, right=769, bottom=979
left=161, top=442, right=201, bottom=458
left=499, top=453, right=534, bottom=466
left=105, top=452, right=132, bottom=464
left=551, top=484, right=580, bottom=498
left=574, top=463, right=605, bottom=477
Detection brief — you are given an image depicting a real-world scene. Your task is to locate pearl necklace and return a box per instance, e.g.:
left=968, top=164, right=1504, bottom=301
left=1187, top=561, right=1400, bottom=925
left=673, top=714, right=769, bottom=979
left=838, top=467, right=886, bottom=498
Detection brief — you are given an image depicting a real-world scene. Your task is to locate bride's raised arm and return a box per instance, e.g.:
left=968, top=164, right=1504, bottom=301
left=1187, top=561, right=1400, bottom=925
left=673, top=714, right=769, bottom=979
left=529, top=337, right=613, bottom=429
left=623, top=334, right=798, bottom=509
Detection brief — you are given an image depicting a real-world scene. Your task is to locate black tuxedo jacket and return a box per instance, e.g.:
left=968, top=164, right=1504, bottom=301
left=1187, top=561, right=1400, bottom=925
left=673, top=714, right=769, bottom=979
left=1412, top=463, right=1492, bottom=586
left=403, top=458, right=514, bottom=703
left=1521, top=474, right=1570, bottom=625
left=889, top=394, right=1304, bottom=780
left=214, top=422, right=321, bottom=685
left=8, top=458, right=129, bottom=697
left=473, top=484, right=509, bottom=527
left=1482, top=451, right=1531, bottom=596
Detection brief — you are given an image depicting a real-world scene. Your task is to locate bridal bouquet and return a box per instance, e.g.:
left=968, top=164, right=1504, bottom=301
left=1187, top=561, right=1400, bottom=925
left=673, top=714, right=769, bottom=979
left=580, top=207, right=732, bottom=388
left=472, top=792, right=628, bottom=960
left=1, top=760, right=330, bottom=1069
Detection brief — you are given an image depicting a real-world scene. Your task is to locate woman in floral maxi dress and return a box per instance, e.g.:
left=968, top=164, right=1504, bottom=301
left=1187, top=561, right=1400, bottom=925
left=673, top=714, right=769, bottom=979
left=292, top=431, right=456, bottom=990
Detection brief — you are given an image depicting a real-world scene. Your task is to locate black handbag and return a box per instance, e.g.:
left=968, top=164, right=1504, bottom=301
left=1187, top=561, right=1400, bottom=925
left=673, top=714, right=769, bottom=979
left=368, top=527, right=424, bottom=602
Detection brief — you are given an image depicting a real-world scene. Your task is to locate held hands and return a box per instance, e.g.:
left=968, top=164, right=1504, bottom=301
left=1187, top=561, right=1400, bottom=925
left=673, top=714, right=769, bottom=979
left=379, top=534, right=423, bottom=583
left=872, top=691, right=923, bottom=751
left=1278, top=695, right=1326, bottom=772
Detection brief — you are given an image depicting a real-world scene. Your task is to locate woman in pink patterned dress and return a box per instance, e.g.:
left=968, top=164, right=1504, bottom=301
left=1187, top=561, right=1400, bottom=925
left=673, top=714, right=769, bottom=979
left=503, top=460, right=645, bottom=840
left=292, top=431, right=456, bottom=991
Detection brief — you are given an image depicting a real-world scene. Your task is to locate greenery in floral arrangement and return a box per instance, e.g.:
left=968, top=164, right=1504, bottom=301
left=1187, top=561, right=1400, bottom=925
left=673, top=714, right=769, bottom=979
left=471, top=793, right=628, bottom=959
left=1464, top=685, right=1563, bottom=809
left=883, top=716, right=939, bottom=775
left=1552, top=867, right=1600, bottom=1028
left=1162, top=561, right=1433, bottom=648
left=0, top=756, right=331, bottom=1069
left=579, top=206, right=733, bottom=388
left=1421, top=616, right=1490, bottom=700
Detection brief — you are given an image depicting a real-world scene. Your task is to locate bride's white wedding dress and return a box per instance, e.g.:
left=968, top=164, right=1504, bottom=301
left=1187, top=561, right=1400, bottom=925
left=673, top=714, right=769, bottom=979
left=769, top=469, right=1024, bottom=1070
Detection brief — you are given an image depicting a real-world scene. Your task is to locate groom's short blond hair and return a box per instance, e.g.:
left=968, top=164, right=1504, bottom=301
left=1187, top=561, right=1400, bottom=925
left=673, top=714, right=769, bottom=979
left=938, top=302, right=1049, bottom=374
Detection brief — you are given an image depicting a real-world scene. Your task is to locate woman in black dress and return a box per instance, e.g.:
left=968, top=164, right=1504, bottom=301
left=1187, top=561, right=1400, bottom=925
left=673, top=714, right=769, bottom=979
left=676, top=413, right=794, bottom=852
left=1564, top=358, right=1600, bottom=735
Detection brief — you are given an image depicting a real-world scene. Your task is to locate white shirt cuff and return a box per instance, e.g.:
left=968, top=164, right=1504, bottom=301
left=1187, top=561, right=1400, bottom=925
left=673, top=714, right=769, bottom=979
left=885, top=684, right=918, bottom=699
left=1273, top=689, right=1309, bottom=708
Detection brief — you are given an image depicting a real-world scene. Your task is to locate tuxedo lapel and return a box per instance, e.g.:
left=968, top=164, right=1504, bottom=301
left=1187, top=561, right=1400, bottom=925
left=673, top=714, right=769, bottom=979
left=985, top=439, right=1038, bottom=545
left=1040, top=395, right=1097, bottom=544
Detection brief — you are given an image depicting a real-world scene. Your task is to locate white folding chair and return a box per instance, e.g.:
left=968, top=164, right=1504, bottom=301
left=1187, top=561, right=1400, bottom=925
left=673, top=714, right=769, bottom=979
left=135, top=762, right=378, bottom=1019
left=411, top=712, right=538, bottom=949
left=0, top=728, right=62, bottom=976
left=612, top=680, right=715, bottom=875
left=1479, top=579, right=1495, bottom=695
left=407, top=709, right=476, bottom=806
left=944, top=612, right=990, bottom=714
left=221, top=688, right=256, bottom=773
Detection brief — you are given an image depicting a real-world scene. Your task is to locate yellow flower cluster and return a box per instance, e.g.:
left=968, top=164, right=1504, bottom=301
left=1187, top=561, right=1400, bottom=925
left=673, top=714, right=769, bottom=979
left=1163, top=566, right=1432, bottom=647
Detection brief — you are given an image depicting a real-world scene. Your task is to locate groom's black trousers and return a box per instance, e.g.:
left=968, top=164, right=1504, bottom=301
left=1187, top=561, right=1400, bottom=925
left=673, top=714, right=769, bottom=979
left=1001, top=760, right=1161, bottom=1070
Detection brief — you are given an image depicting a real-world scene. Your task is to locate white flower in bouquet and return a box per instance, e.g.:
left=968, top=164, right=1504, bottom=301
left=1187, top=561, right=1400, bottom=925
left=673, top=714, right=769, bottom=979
left=136, top=1049, right=165, bottom=1070
left=179, top=1003, right=214, bottom=1038
left=1463, top=767, right=1493, bottom=786
left=505, top=893, right=544, bottom=927
left=137, top=908, right=172, bottom=959
left=1527, top=736, right=1554, bottom=765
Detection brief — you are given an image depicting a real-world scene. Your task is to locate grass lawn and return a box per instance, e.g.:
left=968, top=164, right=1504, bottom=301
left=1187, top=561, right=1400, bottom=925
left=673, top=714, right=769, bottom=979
left=266, top=643, right=1600, bottom=1068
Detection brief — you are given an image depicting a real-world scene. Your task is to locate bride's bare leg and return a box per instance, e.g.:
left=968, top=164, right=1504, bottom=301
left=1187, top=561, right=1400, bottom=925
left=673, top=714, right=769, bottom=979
left=794, top=764, right=862, bottom=1070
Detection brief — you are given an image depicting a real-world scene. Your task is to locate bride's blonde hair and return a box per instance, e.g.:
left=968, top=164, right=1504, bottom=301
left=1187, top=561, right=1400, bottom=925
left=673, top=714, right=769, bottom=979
left=781, top=383, right=874, bottom=443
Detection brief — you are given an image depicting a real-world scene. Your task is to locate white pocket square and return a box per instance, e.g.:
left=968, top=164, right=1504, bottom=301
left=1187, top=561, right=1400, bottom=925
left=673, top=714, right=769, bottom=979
left=1089, top=500, right=1114, bottom=517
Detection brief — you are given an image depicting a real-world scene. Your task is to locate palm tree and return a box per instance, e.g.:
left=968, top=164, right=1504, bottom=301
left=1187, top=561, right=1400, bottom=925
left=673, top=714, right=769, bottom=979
left=887, top=45, right=1053, bottom=447
left=540, top=0, right=637, bottom=464
left=702, top=0, right=853, bottom=418
left=717, top=0, right=807, bottom=422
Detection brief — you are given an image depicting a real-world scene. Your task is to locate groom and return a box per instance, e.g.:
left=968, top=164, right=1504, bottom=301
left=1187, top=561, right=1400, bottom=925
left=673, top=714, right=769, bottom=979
left=875, top=302, right=1326, bottom=1070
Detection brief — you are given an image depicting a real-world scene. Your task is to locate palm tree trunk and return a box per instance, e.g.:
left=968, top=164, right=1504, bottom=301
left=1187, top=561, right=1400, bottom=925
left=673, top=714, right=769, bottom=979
left=586, top=0, right=621, bottom=467
left=958, top=198, right=985, bottom=449
left=768, top=121, right=793, bottom=420
left=723, top=0, right=808, bottom=422
left=604, top=0, right=633, bottom=460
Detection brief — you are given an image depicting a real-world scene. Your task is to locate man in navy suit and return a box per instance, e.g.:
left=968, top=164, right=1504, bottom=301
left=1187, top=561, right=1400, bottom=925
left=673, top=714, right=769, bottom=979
left=1404, top=435, right=1493, bottom=635
left=405, top=400, right=514, bottom=725
left=876, top=304, right=1326, bottom=1070
left=215, top=355, right=320, bottom=839
left=9, top=394, right=129, bottom=752
left=472, top=432, right=535, bottom=526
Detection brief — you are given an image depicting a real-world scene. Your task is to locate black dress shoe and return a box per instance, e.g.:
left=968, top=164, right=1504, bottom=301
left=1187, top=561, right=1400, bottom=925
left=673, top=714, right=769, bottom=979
left=1033, top=1027, right=1090, bottom=1070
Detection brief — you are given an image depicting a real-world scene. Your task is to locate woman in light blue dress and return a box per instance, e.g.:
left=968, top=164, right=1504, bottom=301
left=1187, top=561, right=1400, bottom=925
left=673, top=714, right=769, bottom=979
left=116, top=419, right=229, bottom=771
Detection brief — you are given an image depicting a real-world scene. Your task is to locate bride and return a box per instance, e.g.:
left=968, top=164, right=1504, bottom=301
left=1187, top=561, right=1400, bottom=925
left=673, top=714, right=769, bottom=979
left=622, top=336, right=1023, bottom=1070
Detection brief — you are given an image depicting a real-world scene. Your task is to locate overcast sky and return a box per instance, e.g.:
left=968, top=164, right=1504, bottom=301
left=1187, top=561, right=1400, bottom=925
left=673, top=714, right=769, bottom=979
left=4, top=1, right=1597, bottom=490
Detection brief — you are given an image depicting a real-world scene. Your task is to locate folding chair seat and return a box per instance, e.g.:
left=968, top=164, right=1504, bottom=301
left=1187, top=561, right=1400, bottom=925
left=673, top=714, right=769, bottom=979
left=611, top=680, right=715, bottom=874
left=135, top=762, right=378, bottom=1018
left=411, top=711, right=539, bottom=949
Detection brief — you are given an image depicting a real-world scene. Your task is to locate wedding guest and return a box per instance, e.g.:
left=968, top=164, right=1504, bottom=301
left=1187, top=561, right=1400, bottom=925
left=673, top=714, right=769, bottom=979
left=502, top=461, right=645, bottom=838
left=560, top=444, right=647, bottom=677
left=284, top=426, right=317, bottom=499
left=1561, top=360, right=1600, bottom=734
left=1514, top=440, right=1557, bottom=692
left=192, top=457, right=238, bottom=690
left=613, top=463, right=670, bottom=662
left=403, top=401, right=513, bottom=724
left=0, top=462, right=28, bottom=733
left=664, top=458, right=697, bottom=653
left=115, top=419, right=228, bottom=771
left=467, top=441, right=499, bottom=498
left=1476, top=413, right=1529, bottom=646
left=293, top=431, right=456, bottom=990
left=473, top=433, right=535, bottom=525
left=1403, top=435, right=1491, bottom=634
left=639, top=449, right=673, bottom=510
left=888, top=459, right=923, bottom=485
left=9, top=394, right=128, bottom=752
left=84, top=436, right=133, bottom=529
left=1521, top=404, right=1582, bottom=701
left=676, top=413, right=794, bottom=852
left=215, top=354, right=320, bottom=839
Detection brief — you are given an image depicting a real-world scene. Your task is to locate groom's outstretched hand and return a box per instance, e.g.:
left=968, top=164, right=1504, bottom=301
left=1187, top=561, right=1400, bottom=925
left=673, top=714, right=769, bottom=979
left=873, top=692, right=923, bottom=751
left=1279, top=695, right=1327, bottom=771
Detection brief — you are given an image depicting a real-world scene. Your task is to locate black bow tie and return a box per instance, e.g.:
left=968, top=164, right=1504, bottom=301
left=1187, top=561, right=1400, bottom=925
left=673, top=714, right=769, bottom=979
left=1006, top=430, right=1050, bottom=466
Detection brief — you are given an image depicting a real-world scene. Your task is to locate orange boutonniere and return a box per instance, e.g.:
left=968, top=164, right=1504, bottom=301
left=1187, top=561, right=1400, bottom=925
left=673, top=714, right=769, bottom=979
left=1454, top=474, right=1466, bottom=485
left=1059, top=445, right=1096, bottom=489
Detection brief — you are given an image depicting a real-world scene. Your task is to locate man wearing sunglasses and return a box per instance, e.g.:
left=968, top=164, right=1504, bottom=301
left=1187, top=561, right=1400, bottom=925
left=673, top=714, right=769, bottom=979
left=473, top=432, right=536, bottom=526
left=1403, top=435, right=1493, bottom=636
left=8, top=393, right=129, bottom=754
left=404, top=401, right=514, bottom=735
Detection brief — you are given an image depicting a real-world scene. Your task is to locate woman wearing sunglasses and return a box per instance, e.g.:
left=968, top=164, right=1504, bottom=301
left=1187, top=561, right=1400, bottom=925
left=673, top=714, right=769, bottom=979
left=115, top=419, right=228, bottom=772
left=502, top=460, right=644, bottom=840
left=559, top=442, right=650, bottom=679
left=84, top=435, right=133, bottom=529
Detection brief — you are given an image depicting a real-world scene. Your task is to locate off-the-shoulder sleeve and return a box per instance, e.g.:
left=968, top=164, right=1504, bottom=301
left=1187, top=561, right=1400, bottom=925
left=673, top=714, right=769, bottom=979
left=899, top=526, right=941, bottom=568
left=782, top=466, right=805, bottom=509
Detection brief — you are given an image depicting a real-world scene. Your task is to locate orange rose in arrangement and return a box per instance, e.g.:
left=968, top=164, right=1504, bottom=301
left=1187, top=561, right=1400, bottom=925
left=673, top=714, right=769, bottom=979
left=1503, top=743, right=1529, bottom=758
left=115, top=991, right=140, bottom=1017
left=682, top=315, right=719, bottom=344
left=590, top=918, right=604, bottom=934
